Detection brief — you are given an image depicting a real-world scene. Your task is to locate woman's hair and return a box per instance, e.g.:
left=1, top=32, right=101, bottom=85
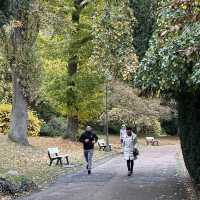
left=126, top=127, right=132, bottom=131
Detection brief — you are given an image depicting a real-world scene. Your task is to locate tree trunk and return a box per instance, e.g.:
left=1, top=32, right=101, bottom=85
left=9, top=72, right=29, bottom=145
left=65, top=1, right=83, bottom=140
left=177, top=92, right=200, bottom=183
left=65, top=56, right=78, bottom=140
left=65, top=55, right=79, bottom=140
left=5, top=1, right=39, bottom=145
left=8, top=1, right=30, bottom=145
left=65, top=116, right=78, bottom=140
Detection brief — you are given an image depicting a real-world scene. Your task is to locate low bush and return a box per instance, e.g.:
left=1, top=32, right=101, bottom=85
left=0, top=104, right=42, bottom=137
left=161, top=118, right=178, bottom=136
left=40, top=117, right=67, bottom=137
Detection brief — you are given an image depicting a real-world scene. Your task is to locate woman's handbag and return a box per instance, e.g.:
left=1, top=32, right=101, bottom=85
left=133, top=148, right=139, bottom=157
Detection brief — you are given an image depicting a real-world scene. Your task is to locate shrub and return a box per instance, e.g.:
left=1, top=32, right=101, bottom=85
left=0, top=104, right=10, bottom=134
left=0, top=104, right=42, bottom=137
left=28, top=112, right=42, bottom=137
left=40, top=117, right=67, bottom=137
left=161, top=118, right=178, bottom=136
left=31, top=100, right=59, bottom=121
left=136, top=117, right=162, bottom=137
left=135, top=116, right=151, bottom=136
left=150, top=117, right=162, bottom=138
left=40, top=123, right=57, bottom=137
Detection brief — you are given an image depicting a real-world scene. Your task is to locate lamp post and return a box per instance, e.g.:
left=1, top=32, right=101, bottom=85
left=105, top=72, right=112, bottom=152
left=104, top=0, right=112, bottom=152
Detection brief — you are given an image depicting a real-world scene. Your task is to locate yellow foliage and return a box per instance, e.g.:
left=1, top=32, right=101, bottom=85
left=0, top=104, right=42, bottom=137
left=150, top=117, right=162, bottom=138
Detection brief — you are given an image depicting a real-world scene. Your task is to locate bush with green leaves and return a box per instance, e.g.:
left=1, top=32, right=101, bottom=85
left=0, top=104, right=42, bottom=137
left=40, top=117, right=68, bottom=137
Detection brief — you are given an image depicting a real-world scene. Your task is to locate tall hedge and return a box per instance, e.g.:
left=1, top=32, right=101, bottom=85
left=177, top=93, right=200, bottom=183
left=0, top=104, right=42, bottom=137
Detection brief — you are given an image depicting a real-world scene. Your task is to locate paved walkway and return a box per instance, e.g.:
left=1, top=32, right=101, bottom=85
left=19, top=145, right=189, bottom=200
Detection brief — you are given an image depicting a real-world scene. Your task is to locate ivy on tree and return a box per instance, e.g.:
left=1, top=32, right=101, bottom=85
left=135, top=0, right=200, bottom=183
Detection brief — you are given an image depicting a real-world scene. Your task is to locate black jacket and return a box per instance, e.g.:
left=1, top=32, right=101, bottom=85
left=79, top=131, right=98, bottom=150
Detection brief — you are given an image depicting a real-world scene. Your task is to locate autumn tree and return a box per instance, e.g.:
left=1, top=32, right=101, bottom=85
left=38, top=0, right=104, bottom=140
left=92, top=0, right=138, bottom=81
left=65, top=0, right=93, bottom=140
left=1, top=0, right=41, bottom=145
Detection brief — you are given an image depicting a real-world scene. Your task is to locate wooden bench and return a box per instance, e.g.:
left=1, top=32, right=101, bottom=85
left=98, top=139, right=112, bottom=151
left=145, top=137, right=159, bottom=146
left=48, top=147, right=69, bottom=166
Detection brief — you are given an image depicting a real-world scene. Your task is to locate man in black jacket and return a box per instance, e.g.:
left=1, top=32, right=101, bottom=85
left=79, top=126, right=98, bottom=174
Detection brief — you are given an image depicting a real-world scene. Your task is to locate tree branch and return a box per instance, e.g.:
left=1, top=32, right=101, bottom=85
left=80, top=0, right=91, bottom=8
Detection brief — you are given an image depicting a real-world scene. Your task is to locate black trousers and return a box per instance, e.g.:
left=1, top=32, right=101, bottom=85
left=127, top=159, right=134, bottom=172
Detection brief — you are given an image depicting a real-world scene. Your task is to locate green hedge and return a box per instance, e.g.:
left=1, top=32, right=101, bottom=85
left=0, top=104, right=42, bottom=137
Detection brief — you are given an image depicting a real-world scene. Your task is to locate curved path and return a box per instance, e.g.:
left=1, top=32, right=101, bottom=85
left=19, top=145, right=189, bottom=200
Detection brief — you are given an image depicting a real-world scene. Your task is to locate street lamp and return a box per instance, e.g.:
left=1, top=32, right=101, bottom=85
left=105, top=72, right=112, bottom=152
left=104, top=0, right=112, bottom=152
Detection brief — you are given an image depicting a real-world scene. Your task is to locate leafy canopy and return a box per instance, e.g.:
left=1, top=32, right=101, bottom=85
left=135, top=0, right=200, bottom=96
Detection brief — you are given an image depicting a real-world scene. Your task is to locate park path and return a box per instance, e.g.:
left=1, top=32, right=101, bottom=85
left=19, top=145, right=190, bottom=200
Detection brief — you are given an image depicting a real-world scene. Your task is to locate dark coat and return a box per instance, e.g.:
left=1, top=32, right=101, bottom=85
left=79, top=131, right=98, bottom=150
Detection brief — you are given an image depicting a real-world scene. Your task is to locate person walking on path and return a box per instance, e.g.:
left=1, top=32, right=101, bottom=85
left=123, top=127, right=137, bottom=176
left=120, top=124, right=127, bottom=146
left=79, top=126, right=98, bottom=175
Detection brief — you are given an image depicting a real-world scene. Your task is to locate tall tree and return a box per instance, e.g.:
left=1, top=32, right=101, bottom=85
left=38, top=0, right=102, bottom=140
left=135, top=0, right=200, bottom=183
left=65, top=0, right=92, bottom=140
left=3, top=0, right=40, bottom=145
